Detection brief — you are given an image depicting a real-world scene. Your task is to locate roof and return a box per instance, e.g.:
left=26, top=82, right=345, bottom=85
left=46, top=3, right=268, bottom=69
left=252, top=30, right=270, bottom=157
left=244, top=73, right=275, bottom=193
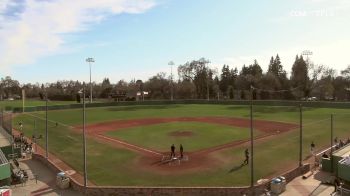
left=0, top=149, right=8, bottom=165
left=0, top=127, right=11, bottom=147
left=334, top=144, right=350, bottom=158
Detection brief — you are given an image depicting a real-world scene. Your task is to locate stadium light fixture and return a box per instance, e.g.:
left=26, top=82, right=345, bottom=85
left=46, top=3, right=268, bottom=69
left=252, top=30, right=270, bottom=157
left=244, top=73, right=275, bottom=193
left=86, top=57, right=95, bottom=103
left=301, top=50, right=313, bottom=62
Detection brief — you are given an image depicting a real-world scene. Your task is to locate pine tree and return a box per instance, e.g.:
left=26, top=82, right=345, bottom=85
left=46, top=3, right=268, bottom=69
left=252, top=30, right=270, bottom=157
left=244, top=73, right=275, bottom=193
left=291, top=55, right=309, bottom=97
left=219, top=65, right=231, bottom=96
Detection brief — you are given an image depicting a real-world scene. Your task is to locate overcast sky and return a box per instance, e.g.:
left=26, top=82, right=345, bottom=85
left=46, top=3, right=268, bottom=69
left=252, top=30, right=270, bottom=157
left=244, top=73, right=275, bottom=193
left=0, top=0, right=349, bottom=83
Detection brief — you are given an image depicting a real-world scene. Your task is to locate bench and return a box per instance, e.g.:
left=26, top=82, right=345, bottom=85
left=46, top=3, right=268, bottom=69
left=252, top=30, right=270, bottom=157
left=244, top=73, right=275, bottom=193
left=302, top=171, right=313, bottom=179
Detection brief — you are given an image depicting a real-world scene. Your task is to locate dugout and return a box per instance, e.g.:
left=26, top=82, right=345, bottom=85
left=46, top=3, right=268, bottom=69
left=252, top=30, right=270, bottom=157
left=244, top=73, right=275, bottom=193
left=0, top=112, right=21, bottom=186
left=322, top=144, right=350, bottom=183
left=0, top=128, right=12, bottom=186
left=0, top=149, right=10, bottom=186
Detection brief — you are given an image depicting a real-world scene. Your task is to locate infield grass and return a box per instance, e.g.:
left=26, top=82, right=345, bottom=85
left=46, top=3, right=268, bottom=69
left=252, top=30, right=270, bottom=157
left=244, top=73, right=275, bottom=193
left=105, top=122, right=260, bottom=151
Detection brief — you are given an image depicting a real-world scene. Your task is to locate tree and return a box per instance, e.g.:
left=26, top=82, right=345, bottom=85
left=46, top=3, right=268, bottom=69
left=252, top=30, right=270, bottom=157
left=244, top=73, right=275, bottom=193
left=268, top=55, right=284, bottom=77
left=260, top=73, right=281, bottom=99
left=264, top=54, right=290, bottom=99
left=100, top=78, right=113, bottom=98
left=213, top=76, right=220, bottom=99
left=76, top=93, right=81, bottom=103
left=308, top=63, right=325, bottom=94
left=176, top=80, right=196, bottom=99
left=237, top=60, right=262, bottom=89
left=290, top=55, right=309, bottom=98
left=336, top=65, right=350, bottom=100
left=1, top=76, right=20, bottom=99
left=144, top=72, right=171, bottom=99
left=219, top=65, right=231, bottom=97
left=219, top=65, right=237, bottom=99
left=250, top=60, right=263, bottom=77
left=333, top=76, right=347, bottom=100
left=311, top=67, right=336, bottom=100
left=268, top=54, right=287, bottom=83
left=178, top=58, right=213, bottom=99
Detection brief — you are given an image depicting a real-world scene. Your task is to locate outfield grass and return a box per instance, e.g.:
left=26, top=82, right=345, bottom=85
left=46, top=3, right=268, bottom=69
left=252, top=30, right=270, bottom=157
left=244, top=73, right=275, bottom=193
left=12, top=104, right=350, bottom=186
left=0, top=100, right=75, bottom=109
left=25, top=104, right=346, bottom=126
left=105, top=122, right=260, bottom=151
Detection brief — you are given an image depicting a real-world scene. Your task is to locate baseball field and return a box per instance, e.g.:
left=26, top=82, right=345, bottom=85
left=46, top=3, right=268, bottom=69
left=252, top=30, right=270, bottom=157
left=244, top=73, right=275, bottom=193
left=12, top=103, right=350, bottom=186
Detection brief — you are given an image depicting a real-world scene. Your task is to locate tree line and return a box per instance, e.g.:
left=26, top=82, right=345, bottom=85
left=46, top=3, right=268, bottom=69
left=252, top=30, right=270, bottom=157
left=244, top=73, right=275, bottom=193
left=1, top=54, right=350, bottom=102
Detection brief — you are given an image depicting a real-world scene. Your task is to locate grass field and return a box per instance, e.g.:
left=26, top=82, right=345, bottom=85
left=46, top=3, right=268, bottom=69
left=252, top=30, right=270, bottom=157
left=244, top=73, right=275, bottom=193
left=105, top=122, right=257, bottom=151
left=0, top=100, right=75, bottom=109
left=12, top=104, right=350, bottom=186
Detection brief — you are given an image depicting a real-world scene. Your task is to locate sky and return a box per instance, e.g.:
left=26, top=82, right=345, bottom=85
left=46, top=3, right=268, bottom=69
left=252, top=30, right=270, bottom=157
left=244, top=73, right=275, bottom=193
left=0, top=0, right=349, bottom=84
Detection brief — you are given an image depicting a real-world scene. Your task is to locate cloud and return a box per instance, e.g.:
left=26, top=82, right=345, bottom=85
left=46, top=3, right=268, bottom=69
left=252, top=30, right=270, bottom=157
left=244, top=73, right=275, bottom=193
left=0, top=0, right=156, bottom=69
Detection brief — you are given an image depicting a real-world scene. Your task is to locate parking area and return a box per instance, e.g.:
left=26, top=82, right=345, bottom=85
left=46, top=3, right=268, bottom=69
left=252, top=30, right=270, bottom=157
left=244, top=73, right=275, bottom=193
left=11, top=158, right=82, bottom=196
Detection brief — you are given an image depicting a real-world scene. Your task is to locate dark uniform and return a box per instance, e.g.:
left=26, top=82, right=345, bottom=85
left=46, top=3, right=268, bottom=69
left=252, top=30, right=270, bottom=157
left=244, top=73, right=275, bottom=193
left=170, top=144, right=175, bottom=158
left=244, top=149, right=249, bottom=165
left=180, top=144, right=184, bottom=159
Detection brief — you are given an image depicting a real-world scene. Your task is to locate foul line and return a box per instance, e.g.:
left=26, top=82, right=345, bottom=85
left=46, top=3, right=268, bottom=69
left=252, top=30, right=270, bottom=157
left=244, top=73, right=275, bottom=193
left=23, top=113, right=75, bottom=129
left=96, top=134, right=162, bottom=156
left=22, top=113, right=162, bottom=156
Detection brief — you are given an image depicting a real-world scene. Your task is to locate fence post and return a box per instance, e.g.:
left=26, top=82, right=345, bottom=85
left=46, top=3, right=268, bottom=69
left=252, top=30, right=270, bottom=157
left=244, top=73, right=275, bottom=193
left=250, top=86, right=254, bottom=194
left=331, top=114, right=333, bottom=172
left=45, top=95, right=48, bottom=159
left=10, top=112, right=12, bottom=134
left=299, top=104, right=303, bottom=167
left=0, top=109, right=3, bottom=127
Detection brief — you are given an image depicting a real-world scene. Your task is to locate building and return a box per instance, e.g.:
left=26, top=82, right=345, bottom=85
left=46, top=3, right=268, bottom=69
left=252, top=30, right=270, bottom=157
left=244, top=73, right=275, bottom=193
left=322, top=144, right=350, bottom=183
left=0, top=112, right=21, bottom=186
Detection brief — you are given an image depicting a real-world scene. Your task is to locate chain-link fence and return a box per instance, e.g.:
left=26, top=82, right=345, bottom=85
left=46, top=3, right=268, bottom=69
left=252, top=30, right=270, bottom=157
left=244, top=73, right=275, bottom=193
left=0, top=110, right=13, bottom=135
left=9, top=104, right=350, bottom=187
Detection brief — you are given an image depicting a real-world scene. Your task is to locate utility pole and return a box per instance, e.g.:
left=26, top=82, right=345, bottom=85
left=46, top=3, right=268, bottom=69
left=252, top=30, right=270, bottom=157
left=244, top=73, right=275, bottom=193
left=168, top=61, right=175, bottom=101
left=207, top=66, right=210, bottom=101
left=330, top=114, right=334, bottom=172
left=250, top=85, right=254, bottom=194
left=45, top=92, right=48, bottom=159
left=86, top=57, right=95, bottom=103
left=22, top=89, right=25, bottom=113
left=299, top=104, right=303, bottom=167
left=34, top=119, right=37, bottom=153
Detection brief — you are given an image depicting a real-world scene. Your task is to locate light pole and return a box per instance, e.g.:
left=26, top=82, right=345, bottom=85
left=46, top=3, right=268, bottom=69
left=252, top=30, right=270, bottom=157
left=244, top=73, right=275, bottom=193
left=207, top=66, right=210, bottom=101
left=81, top=83, right=87, bottom=188
left=168, top=61, right=175, bottom=101
left=86, top=57, right=95, bottom=103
